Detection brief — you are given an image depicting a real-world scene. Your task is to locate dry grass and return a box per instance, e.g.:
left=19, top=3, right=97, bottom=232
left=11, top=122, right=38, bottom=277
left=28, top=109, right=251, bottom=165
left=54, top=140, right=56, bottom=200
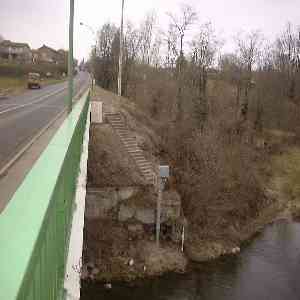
left=0, top=77, right=26, bottom=92
left=272, top=147, right=300, bottom=201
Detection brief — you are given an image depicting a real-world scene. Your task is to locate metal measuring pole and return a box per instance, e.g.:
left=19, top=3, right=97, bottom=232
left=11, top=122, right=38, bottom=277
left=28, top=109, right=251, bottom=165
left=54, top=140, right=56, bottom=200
left=156, top=166, right=169, bottom=247
left=156, top=177, right=162, bottom=247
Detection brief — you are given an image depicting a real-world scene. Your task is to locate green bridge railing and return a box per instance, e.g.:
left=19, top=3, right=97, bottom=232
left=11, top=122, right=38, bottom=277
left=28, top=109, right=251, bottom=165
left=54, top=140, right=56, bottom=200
left=0, top=89, right=90, bottom=300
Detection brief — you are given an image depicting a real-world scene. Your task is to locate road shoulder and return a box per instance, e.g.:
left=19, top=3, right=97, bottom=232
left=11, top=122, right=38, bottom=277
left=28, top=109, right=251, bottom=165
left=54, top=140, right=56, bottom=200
left=0, top=110, right=67, bottom=213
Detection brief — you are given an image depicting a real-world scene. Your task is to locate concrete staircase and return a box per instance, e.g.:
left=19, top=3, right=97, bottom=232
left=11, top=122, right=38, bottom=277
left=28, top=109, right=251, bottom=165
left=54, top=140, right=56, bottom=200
left=105, top=112, right=156, bottom=185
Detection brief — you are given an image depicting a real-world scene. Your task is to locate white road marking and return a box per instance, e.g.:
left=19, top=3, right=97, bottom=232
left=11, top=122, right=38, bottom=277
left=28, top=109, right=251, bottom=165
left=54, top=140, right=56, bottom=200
left=0, top=86, right=67, bottom=115
left=0, top=85, right=89, bottom=177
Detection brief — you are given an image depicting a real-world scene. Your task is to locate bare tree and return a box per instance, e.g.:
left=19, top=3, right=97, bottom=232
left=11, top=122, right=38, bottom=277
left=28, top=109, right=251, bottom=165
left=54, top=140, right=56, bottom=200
left=258, top=42, right=276, bottom=71
left=163, top=25, right=178, bottom=69
left=0, top=35, right=3, bottom=43
left=149, top=33, right=163, bottom=68
left=275, top=23, right=300, bottom=99
left=235, top=30, right=264, bottom=121
left=94, top=23, right=118, bottom=89
left=167, top=4, right=197, bottom=121
left=190, top=22, right=219, bottom=128
left=167, top=4, right=197, bottom=58
left=139, top=11, right=157, bottom=65
left=122, top=22, right=142, bottom=95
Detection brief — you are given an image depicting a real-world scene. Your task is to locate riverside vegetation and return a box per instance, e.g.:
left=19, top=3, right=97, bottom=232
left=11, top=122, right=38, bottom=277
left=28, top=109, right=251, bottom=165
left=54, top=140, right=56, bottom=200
left=84, top=3, right=300, bottom=282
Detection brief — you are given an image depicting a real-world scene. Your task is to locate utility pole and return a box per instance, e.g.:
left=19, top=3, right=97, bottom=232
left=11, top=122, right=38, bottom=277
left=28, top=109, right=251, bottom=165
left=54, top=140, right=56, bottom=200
left=68, top=0, right=74, bottom=113
left=118, top=0, right=125, bottom=97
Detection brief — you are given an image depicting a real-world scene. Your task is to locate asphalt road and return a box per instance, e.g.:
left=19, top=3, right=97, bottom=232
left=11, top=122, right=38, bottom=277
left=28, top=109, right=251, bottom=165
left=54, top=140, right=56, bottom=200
left=0, top=71, right=90, bottom=171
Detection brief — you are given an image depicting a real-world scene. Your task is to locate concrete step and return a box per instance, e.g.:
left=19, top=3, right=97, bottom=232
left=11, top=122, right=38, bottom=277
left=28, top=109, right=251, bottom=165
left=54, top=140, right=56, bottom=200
left=107, top=114, right=122, bottom=118
left=128, top=150, right=141, bottom=155
left=107, top=111, right=156, bottom=186
left=114, top=129, right=127, bottom=132
left=113, top=126, right=126, bottom=130
left=138, top=166, right=153, bottom=172
left=106, top=115, right=121, bottom=119
left=137, top=161, right=152, bottom=167
left=108, top=119, right=122, bottom=123
left=131, top=155, right=145, bottom=160
left=110, top=120, right=124, bottom=123
left=131, top=152, right=147, bottom=162
left=125, top=145, right=138, bottom=149
left=107, top=117, right=123, bottom=122
left=124, top=144, right=138, bottom=149
left=105, top=112, right=120, bottom=115
left=106, top=117, right=122, bottom=121
left=142, top=167, right=153, bottom=171
left=123, top=140, right=137, bottom=145
left=111, top=123, right=123, bottom=127
left=119, top=135, right=131, bottom=140
left=141, top=169, right=153, bottom=175
left=119, top=135, right=132, bottom=140
left=139, top=165, right=153, bottom=171
left=108, top=118, right=124, bottom=124
left=133, top=158, right=147, bottom=164
left=125, top=144, right=139, bottom=150
left=128, top=149, right=142, bottom=154
left=117, top=131, right=130, bottom=136
left=110, top=121, right=123, bottom=124
left=122, top=137, right=136, bottom=142
left=105, top=112, right=121, bottom=115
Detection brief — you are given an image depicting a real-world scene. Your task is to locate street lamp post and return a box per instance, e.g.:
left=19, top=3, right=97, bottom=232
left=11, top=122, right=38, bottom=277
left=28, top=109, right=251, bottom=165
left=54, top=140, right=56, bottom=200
left=80, top=22, right=97, bottom=89
left=118, top=0, right=125, bottom=97
left=68, top=0, right=74, bottom=113
left=79, top=22, right=96, bottom=36
left=80, top=22, right=97, bottom=56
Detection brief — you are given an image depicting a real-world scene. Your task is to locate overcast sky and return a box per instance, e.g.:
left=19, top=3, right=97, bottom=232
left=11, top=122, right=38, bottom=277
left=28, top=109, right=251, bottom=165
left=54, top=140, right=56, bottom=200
left=0, top=0, right=299, bottom=60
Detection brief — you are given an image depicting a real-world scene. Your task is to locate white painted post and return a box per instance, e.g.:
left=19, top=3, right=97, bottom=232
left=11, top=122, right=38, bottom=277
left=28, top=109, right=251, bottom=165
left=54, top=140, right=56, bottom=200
left=91, top=101, right=103, bottom=124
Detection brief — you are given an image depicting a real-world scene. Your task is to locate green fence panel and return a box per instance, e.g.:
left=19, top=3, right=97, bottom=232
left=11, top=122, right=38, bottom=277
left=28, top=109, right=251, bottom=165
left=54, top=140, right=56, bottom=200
left=0, top=89, right=90, bottom=300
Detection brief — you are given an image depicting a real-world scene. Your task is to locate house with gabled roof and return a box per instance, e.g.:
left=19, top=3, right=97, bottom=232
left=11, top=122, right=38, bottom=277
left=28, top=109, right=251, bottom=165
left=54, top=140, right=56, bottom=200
left=0, top=40, right=32, bottom=62
left=34, top=45, right=65, bottom=64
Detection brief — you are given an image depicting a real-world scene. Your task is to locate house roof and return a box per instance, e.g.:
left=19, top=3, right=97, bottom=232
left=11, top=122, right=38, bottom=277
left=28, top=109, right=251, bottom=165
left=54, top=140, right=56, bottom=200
left=0, top=40, right=30, bottom=49
left=38, top=45, right=59, bottom=55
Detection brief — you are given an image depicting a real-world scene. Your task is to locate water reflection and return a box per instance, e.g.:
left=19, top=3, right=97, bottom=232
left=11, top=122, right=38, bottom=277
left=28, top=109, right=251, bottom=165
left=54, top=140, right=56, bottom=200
left=81, top=221, right=300, bottom=300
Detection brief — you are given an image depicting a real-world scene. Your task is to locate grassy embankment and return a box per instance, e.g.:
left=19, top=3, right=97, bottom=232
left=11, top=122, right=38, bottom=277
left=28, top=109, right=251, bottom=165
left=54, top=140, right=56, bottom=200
left=271, top=143, right=300, bottom=219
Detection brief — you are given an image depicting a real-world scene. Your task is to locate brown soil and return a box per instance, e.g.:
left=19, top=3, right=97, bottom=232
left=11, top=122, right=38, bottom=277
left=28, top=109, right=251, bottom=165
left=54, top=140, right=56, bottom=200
left=87, top=124, right=144, bottom=187
left=83, top=219, right=187, bottom=282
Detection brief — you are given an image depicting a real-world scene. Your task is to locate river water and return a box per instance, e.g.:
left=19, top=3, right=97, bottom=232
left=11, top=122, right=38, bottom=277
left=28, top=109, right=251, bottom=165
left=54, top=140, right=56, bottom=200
left=81, top=220, right=300, bottom=300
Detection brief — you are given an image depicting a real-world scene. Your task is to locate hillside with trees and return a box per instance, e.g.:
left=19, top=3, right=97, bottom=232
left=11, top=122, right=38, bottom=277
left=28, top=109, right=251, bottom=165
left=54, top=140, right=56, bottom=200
left=90, top=4, right=300, bottom=260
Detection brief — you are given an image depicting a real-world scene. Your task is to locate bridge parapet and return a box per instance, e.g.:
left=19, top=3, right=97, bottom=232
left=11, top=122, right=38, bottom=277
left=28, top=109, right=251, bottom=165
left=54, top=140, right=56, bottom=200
left=0, top=89, right=90, bottom=300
